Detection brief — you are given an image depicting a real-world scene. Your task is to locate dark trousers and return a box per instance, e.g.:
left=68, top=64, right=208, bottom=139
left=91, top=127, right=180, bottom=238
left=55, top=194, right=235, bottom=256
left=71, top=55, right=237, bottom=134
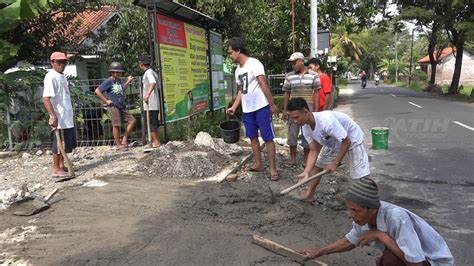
left=376, top=249, right=430, bottom=266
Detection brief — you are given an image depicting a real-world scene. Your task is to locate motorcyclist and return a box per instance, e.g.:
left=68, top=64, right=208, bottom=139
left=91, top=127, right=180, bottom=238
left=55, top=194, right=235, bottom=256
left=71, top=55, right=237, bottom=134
left=360, top=70, right=367, bottom=88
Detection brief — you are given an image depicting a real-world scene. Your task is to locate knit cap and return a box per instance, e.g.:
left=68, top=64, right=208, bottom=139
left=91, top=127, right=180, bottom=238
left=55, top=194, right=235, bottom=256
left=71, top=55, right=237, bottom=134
left=346, top=177, right=381, bottom=209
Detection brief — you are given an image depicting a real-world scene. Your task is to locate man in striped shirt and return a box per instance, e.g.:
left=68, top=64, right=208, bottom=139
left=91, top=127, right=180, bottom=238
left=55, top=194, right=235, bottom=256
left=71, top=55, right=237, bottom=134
left=282, top=52, right=321, bottom=166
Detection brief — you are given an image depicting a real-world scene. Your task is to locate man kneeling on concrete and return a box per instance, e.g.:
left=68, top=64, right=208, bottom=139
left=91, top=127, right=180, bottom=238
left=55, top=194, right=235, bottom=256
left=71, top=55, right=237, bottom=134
left=301, top=177, right=454, bottom=265
left=287, top=97, right=370, bottom=202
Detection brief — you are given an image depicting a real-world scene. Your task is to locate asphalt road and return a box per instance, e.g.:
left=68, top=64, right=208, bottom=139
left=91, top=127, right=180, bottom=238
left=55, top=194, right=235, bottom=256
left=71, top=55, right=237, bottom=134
left=338, top=81, right=474, bottom=265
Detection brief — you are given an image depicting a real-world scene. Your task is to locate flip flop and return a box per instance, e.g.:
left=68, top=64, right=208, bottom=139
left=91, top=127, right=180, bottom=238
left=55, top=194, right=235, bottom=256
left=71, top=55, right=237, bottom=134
left=52, top=170, right=69, bottom=178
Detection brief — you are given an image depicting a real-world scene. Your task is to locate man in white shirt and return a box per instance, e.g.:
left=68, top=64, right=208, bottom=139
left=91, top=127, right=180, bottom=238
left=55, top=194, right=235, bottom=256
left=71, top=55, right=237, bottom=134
left=301, top=177, right=453, bottom=266
left=287, top=97, right=370, bottom=202
left=227, top=37, right=279, bottom=180
left=139, top=55, right=161, bottom=148
left=42, top=51, right=76, bottom=178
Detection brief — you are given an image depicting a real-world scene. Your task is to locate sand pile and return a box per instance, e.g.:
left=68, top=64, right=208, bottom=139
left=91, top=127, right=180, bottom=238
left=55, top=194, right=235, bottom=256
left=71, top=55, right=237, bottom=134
left=138, top=141, right=242, bottom=180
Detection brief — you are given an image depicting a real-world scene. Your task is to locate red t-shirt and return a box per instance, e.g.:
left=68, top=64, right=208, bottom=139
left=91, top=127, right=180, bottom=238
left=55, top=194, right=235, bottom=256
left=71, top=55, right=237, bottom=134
left=313, top=73, right=332, bottom=111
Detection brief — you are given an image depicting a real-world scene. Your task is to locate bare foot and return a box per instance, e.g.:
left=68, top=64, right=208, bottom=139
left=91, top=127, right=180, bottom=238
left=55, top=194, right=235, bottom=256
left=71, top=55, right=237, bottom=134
left=244, top=164, right=263, bottom=172
left=299, top=191, right=316, bottom=203
left=270, top=170, right=279, bottom=181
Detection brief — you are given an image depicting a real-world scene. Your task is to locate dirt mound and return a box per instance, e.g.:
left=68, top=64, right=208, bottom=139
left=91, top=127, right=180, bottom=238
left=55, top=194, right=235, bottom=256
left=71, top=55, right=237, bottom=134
left=314, top=173, right=350, bottom=211
left=138, top=141, right=235, bottom=179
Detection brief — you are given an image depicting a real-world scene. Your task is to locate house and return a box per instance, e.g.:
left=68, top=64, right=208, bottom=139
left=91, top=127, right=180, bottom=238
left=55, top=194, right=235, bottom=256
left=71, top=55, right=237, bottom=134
left=417, top=47, right=474, bottom=86
left=5, top=7, right=119, bottom=84
left=53, top=7, right=120, bottom=82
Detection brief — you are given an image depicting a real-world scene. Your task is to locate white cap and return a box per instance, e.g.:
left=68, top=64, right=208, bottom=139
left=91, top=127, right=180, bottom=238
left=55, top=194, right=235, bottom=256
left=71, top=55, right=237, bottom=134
left=287, top=52, right=305, bottom=61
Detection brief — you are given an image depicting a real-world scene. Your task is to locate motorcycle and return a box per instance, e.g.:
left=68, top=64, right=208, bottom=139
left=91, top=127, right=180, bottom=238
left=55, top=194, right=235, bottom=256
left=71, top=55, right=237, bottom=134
left=361, top=79, right=367, bottom=89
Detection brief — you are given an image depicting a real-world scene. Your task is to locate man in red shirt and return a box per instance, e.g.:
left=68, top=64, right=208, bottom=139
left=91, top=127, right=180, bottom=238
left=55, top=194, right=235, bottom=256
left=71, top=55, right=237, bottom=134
left=308, top=58, right=333, bottom=111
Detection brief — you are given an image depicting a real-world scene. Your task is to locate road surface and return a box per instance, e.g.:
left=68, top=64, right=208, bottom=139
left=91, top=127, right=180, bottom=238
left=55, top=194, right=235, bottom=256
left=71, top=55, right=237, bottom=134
left=339, top=81, right=473, bottom=265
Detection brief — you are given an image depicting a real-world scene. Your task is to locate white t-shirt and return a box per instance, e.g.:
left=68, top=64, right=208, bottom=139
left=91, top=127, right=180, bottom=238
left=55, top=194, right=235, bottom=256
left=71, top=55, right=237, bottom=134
left=302, top=111, right=364, bottom=150
left=42, top=69, right=74, bottom=129
left=235, top=57, right=269, bottom=113
left=142, top=68, right=160, bottom=111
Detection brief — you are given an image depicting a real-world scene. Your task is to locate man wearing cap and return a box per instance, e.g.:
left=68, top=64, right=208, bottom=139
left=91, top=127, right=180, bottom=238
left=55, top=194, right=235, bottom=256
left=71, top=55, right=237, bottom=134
left=301, top=177, right=453, bottom=266
left=43, top=51, right=77, bottom=178
left=307, top=58, right=333, bottom=111
left=139, top=55, right=161, bottom=148
left=283, top=52, right=321, bottom=166
left=95, top=62, right=135, bottom=151
left=287, top=97, right=370, bottom=202
left=226, top=37, right=279, bottom=180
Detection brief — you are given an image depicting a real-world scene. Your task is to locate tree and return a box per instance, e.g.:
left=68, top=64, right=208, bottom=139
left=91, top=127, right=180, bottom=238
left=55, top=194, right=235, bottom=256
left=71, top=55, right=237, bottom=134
left=443, top=0, right=474, bottom=94
left=88, top=2, right=148, bottom=76
left=180, top=0, right=379, bottom=74
left=398, top=2, right=447, bottom=88
left=398, top=0, right=474, bottom=93
left=0, top=0, right=61, bottom=71
left=330, top=18, right=365, bottom=62
left=0, top=0, right=101, bottom=72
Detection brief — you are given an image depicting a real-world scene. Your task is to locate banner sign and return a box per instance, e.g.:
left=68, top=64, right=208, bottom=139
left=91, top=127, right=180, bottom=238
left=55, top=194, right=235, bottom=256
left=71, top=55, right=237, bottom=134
left=210, top=31, right=225, bottom=110
left=156, top=14, right=210, bottom=122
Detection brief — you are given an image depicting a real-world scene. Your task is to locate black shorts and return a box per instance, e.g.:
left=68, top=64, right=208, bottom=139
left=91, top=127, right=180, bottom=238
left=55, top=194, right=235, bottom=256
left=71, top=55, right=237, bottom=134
left=51, top=128, right=77, bottom=154
left=148, top=110, right=159, bottom=130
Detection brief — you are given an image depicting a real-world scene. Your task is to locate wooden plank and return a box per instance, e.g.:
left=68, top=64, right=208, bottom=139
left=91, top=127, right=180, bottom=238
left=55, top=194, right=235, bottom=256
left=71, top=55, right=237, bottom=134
left=252, top=235, right=327, bottom=266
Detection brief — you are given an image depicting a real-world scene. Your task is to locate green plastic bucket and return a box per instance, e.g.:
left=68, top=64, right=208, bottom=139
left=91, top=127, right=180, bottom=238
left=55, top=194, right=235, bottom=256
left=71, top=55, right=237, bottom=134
left=371, top=127, right=389, bottom=150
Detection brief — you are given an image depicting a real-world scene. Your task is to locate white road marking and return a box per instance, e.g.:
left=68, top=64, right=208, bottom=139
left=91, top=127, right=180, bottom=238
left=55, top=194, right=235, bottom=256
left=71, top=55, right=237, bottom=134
left=452, top=121, right=474, bottom=131
left=408, top=101, right=423, bottom=108
left=381, top=89, right=385, bottom=92
left=390, top=94, right=397, bottom=97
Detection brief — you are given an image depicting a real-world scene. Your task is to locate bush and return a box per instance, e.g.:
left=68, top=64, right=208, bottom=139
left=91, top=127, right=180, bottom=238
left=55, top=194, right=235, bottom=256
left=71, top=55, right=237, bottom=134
left=163, top=110, right=227, bottom=141
left=273, top=95, right=284, bottom=111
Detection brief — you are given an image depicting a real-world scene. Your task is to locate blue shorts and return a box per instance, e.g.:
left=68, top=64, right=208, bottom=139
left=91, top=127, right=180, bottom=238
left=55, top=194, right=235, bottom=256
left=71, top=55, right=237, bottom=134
left=242, top=105, right=275, bottom=142
left=51, top=128, right=77, bottom=154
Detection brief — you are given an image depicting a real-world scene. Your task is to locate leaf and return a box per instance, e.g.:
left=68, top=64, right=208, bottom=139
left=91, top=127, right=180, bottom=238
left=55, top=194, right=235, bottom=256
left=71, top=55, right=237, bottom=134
left=20, top=0, right=51, bottom=19
left=0, top=39, right=19, bottom=62
left=0, top=0, right=21, bottom=33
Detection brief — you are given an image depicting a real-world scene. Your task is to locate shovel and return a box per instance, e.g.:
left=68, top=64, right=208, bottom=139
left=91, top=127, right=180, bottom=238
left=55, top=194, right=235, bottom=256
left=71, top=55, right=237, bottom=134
left=9, top=188, right=59, bottom=216
left=144, top=104, right=154, bottom=153
left=266, top=170, right=328, bottom=204
left=280, top=170, right=328, bottom=195
left=54, top=129, right=75, bottom=181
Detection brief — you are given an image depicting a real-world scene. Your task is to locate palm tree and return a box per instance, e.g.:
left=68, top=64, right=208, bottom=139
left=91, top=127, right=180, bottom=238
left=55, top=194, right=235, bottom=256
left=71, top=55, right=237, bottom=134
left=330, top=19, right=365, bottom=62
left=378, top=59, right=407, bottom=80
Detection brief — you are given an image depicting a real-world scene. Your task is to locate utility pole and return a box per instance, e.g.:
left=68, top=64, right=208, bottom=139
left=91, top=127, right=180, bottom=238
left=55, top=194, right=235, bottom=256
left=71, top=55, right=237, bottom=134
left=395, top=31, right=398, bottom=83
left=292, top=0, right=295, bottom=53
left=408, top=29, right=415, bottom=85
left=310, top=0, right=318, bottom=58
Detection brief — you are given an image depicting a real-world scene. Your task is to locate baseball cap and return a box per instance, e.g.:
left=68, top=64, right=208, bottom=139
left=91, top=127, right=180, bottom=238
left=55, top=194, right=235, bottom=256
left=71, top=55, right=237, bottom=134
left=50, top=52, right=68, bottom=61
left=287, top=52, right=305, bottom=61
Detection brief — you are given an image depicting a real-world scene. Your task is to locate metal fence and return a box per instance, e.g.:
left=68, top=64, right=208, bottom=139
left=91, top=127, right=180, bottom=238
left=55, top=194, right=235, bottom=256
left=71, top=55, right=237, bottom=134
left=0, top=73, right=280, bottom=151
left=268, top=74, right=286, bottom=96
left=1, top=78, right=145, bottom=151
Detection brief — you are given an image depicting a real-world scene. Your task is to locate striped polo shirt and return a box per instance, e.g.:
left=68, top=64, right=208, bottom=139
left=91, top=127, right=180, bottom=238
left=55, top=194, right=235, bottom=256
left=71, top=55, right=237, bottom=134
left=282, top=69, right=320, bottom=111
